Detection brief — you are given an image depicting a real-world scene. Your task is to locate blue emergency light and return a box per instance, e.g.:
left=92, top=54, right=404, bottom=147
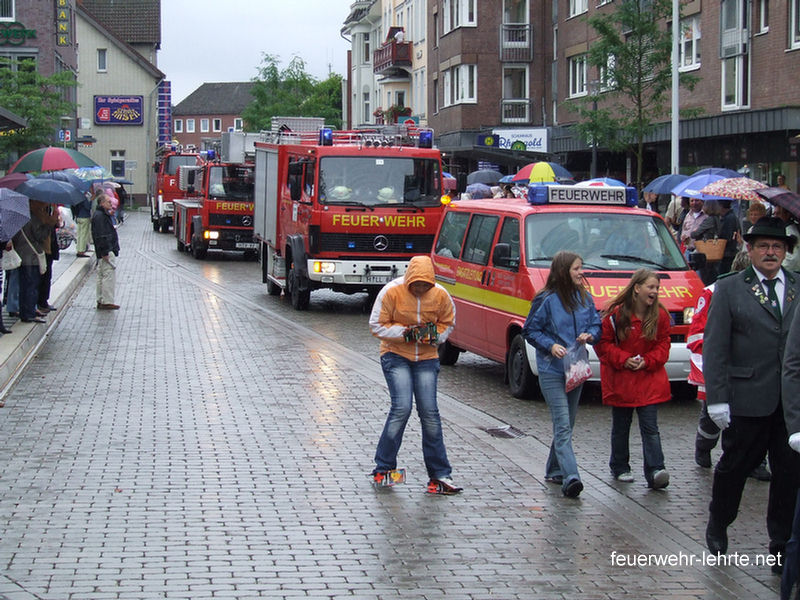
left=418, top=129, right=433, bottom=148
left=206, top=149, right=216, bottom=161
left=319, top=128, right=334, bottom=146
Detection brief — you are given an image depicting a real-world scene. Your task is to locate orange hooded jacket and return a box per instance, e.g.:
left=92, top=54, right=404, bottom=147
left=369, top=255, right=456, bottom=362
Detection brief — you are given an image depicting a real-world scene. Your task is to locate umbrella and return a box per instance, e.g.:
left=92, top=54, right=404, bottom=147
left=465, top=182, right=492, bottom=199
left=698, top=177, right=767, bottom=203
left=575, top=177, right=626, bottom=188
left=36, top=170, right=92, bottom=194
left=643, top=173, right=689, bottom=194
left=670, top=173, right=728, bottom=198
left=0, top=172, right=31, bottom=190
left=442, top=172, right=457, bottom=191
left=113, top=178, right=134, bottom=185
left=467, top=169, right=502, bottom=185
left=693, top=167, right=744, bottom=179
left=0, top=187, right=31, bottom=240
left=16, top=178, right=87, bottom=206
left=499, top=174, right=516, bottom=184
left=71, top=165, right=114, bottom=183
left=756, top=187, right=800, bottom=221
left=512, top=162, right=573, bottom=184
left=8, top=146, right=99, bottom=173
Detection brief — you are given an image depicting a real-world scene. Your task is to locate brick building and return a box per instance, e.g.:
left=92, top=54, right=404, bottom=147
left=171, top=82, right=255, bottom=151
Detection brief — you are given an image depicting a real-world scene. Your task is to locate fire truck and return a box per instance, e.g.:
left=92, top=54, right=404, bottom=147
left=150, top=145, right=200, bottom=232
left=173, top=136, right=256, bottom=259
left=253, top=123, right=446, bottom=310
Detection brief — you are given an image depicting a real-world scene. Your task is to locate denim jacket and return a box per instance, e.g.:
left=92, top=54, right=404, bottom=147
left=522, top=291, right=602, bottom=375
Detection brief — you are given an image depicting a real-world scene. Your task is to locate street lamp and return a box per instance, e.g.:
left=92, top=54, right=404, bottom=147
left=588, top=80, right=600, bottom=179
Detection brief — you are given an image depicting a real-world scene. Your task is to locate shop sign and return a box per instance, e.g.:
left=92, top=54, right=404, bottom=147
left=94, top=96, right=144, bottom=125
left=56, top=0, right=70, bottom=46
left=0, top=22, right=36, bottom=46
left=492, top=128, right=549, bottom=153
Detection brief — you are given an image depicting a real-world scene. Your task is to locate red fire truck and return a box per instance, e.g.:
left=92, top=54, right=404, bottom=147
left=150, top=145, right=200, bottom=233
left=253, top=125, right=446, bottom=309
left=173, top=152, right=256, bottom=260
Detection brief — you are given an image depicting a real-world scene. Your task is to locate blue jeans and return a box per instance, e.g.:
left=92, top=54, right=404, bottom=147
left=610, top=404, right=665, bottom=484
left=5, top=269, right=19, bottom=313
left=539, top=370, right=583, bottom=492
left=374, top=352, right=452, bottom=480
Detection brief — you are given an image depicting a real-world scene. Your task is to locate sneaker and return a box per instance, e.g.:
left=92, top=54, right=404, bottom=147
left=615, top=471, right=634, bottom=482
left=372, top=471, right=389, bottom=485
left=749, top=461, right=771, bottom=482
left=544, top=475, right=563, bottom=485
left=695, top=448, right=712, bottom=468
left=427, top=477, right=463, bottom=495
left=563, top=479, right=583, bottom=498
left=650, top=469, right=670, bottom=489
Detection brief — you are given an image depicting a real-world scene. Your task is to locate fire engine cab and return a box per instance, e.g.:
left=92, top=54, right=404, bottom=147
left=431, top=183, right=705, bottom=398
left=150, top=144, right=200, bottom=233
left=253, top=124, right=446, bottom=310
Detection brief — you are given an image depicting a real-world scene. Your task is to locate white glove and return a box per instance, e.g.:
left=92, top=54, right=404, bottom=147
left=789, top=433, right=800, bottom=454
left=707, top=403, right=731, bottom=430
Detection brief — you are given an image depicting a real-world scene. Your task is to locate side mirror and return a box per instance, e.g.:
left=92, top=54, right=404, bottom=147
left=688, top=251, right=707, bottom=271
left=492, top=242, right=519, bottom=270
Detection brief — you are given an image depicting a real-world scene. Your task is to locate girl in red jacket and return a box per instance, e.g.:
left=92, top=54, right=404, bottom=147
left=595, top=268, right=672, bottom=489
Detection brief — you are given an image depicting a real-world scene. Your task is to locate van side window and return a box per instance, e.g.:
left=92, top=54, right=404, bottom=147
left=434, top=212, right=470, bottom=258
left=496, top=217, right=520, bottom=269
left=462, top=214, right=499, bottom=266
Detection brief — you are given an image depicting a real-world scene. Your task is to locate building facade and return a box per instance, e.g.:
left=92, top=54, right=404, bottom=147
left=171, top=82, right=254, bottom=151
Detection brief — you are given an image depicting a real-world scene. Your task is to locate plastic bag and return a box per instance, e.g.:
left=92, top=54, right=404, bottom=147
left=564, top=342, right=592, bottom=392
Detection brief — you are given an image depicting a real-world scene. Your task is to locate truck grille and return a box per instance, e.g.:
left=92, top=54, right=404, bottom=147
left=319, top=233, right=435, bottom=254
left=209, top=213, right=253, bottom=228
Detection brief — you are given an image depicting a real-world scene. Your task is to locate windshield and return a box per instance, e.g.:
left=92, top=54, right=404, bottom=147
left=165, top=155, right=196, bottom=175
left=525, top=212, right=687, bottom=270
left=207, top=165, right=254, bottom=201
left=318, top=156, right=441, bottom=207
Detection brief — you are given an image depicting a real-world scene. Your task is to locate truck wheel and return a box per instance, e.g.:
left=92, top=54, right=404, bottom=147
left=191, top=237, right=207, bottom=260
left=152, top=219, right=160, bottom=232
left=160, top=220, right=170, bottom=234
left=288, top=263, right=310, bottom=310
left=176, top=238, right=185, bottom=252
left=438, top=340, right=461, bottom=366
left=507, top=334, right=536, bottom=399
left=266, top=278, right=282, bottom=296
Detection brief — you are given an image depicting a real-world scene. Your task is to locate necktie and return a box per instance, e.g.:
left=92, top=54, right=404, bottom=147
left=763, top=278, right=781, bottom=319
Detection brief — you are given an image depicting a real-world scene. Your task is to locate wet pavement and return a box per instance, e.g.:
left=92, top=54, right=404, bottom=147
left=0, top=212, right=785, bottom=599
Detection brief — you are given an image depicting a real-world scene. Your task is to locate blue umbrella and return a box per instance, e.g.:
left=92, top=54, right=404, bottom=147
left=693, top=167, right=744, bottom=179
left=670, top=173, right=728, bottom=198
left=465, top=183, right=493, bottom=198
left=16, top=178, right=87, bottom=206
left=36, top=170, right=92, bottom=193
left=643, top=173, right=689, bottom=194
left=499, top=174, right=516, bottom=184
left=0, top=187, right=31, bottom=241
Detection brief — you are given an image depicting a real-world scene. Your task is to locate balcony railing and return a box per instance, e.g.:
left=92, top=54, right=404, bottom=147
left=501, top=98, right=533, bottom=124
left=373, top=40, right=412, bottom=73
left=500, top=24, right=533, bottom=62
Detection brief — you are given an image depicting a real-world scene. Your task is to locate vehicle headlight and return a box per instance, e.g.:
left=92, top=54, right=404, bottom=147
left=204, top=231, right=220, bottom=240
left=313, top=261, right=336, bottom=274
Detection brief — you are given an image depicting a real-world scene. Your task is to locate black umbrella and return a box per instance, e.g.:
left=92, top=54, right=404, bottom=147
left=16, top=178, right=87, bottom=206
left=467, top=169, right=503, bottom=185
left=756, top=187, right=800, bottom=221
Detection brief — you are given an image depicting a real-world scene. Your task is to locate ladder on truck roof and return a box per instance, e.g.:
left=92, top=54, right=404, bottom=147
left=270, top=124, right=427, bottom=148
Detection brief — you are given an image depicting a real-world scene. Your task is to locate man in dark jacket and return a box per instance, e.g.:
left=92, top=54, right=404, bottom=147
left=90, top=193, right=120, bottom=310
left=704, top=217, right=800, bottom=573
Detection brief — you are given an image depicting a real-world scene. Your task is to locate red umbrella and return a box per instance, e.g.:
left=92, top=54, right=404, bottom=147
left=0, top=172, right=31, bottom=190
left=8, top=146, right=99, bottom=173
left=756, top=187, right=800, bottom=220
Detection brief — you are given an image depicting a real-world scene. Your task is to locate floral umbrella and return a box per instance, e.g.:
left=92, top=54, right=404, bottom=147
left=8, top=146, right=99, bottom=173
left=698, top=177, right=767, bottom=203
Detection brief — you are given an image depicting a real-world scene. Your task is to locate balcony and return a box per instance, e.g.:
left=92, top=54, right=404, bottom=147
left=500, top=24, right=533, bottom=62
left=501, top=98, right=533, bottom=125
left=373, top=40, right=412, bottom=74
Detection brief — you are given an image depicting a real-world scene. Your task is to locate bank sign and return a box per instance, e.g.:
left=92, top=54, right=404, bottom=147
left=94, top=96, right=144, bottom=126
left=492, top=128, right=548, bottom=154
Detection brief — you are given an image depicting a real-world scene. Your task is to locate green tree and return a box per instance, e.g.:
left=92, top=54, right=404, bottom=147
left=243, top=54, right=342, bottom=131
left=570, top=0, right=698, bottom=188
left=0, top=58, right=77, bottom=159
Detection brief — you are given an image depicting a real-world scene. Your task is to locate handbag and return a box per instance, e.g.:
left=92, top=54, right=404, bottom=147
left=19, top=228, right=47, bottom=274
left=564, top=342, right=592, bottom=392
left=2, top=246, right=21, bottom=270
left=694, top=238, right=725, bottom=262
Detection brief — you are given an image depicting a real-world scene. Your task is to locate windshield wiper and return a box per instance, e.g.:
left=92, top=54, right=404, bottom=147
left=581, top=261, right=608, bottom=271
left=327, top=201, right=375, bottom=211
left=600, top=254, right=666, bottom=270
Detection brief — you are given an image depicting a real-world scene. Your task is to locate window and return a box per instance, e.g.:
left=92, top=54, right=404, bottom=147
left=0, top=0, right=13, bottom=20
left=679, top=15, right=701, bottom=70
left=568, top=54, right=587, bottom=98
left=462, top=214, right=500, bottom=266
left=599, top=54, right=616, bottom=90
left=722, top=55, right=749, bottom=109
left=433, top=77, right=439, bottom=113
left=757, top=0, right=769, bottom=32
left=435, top=212, right=470, bottom=259
left=569, top=0, right=588, bottom=18
left=97, top=48, right=107, bottom=72
left=174, top=119, right=183, bottom=133
left=363, top=90, right=370, bottom=123
left=443, top=64, right=477, bottom=106
left=504, top=0, right=527, bottom=23
left=0, top=54, right=37, bottom=72
left=494, top=217, right=521, bottom=270
left=442, top=0, right=476, bottom=34
left=234, top=118, right=243, bottom=131
left=362, top=33, right=370, bottom=63
left=213, top=118, right=222, bottom=132
left=186, top=118, right=195, bottom=133
left=200, top=118, right=209, bottom=133
left=792, top=0, right=800, bottom=48
left=502, top=65, right=529, bottom=123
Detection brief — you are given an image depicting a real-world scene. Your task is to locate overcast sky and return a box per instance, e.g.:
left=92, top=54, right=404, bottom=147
left=159, top=1, right=354, bottom=104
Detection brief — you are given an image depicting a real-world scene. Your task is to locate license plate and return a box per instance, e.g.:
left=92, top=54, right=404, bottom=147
left=235, top=242, right=258, bottom=249
left=366, top=275, right=388, bottom=284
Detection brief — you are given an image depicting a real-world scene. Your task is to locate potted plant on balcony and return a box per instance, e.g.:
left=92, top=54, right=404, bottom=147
left=386, top=105, right=412, bottom=124
left=373, top=107, right=384, bottom=125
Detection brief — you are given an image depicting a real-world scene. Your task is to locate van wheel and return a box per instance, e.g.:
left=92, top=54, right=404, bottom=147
left=438, top=340, right=461, bottom=366
left=507, top=334, right=536, bottom=399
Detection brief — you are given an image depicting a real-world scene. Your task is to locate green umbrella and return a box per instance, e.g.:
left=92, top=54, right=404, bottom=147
left=8, top=146, right=99, bottom=173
